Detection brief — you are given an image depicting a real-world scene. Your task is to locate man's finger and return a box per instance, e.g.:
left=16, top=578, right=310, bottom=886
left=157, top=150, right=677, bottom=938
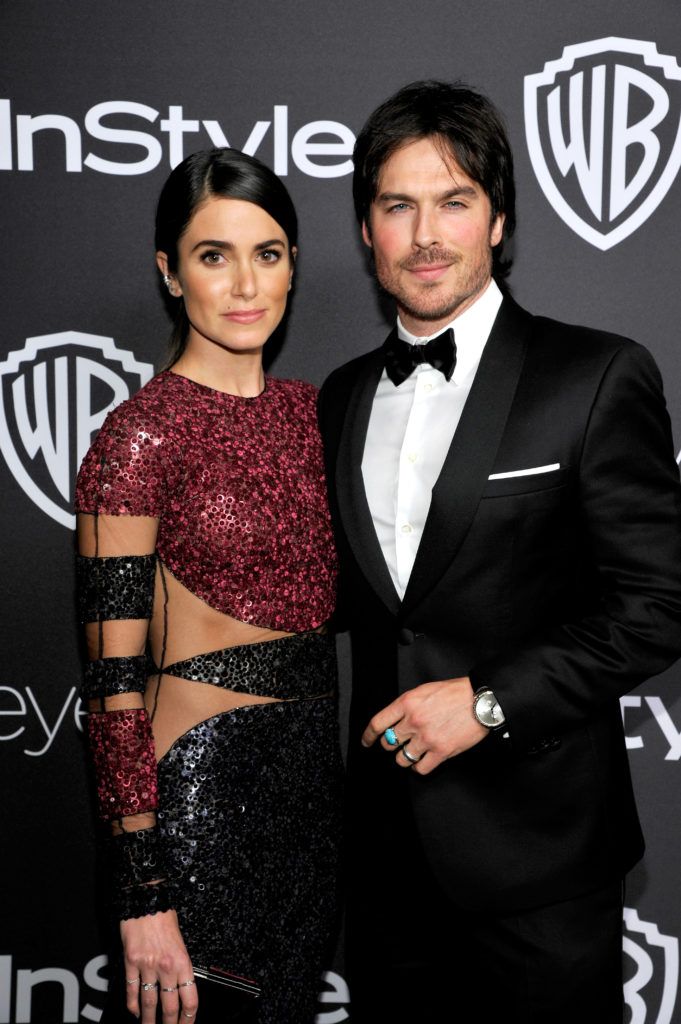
left=361, top=704, right=403, bottom=747
left=396, top=741, right=426, bottom=768
left=381, top=724, right=411, bottom=751
left=410, top=749, right=442, bottom=776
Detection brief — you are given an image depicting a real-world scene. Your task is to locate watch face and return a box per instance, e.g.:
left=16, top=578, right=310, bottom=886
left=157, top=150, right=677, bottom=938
left=475, top=690, right=505, bottom=728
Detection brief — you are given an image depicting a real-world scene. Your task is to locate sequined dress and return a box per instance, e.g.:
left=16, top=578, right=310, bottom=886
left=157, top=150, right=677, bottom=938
left=75, top=371, right=342, bottom=1024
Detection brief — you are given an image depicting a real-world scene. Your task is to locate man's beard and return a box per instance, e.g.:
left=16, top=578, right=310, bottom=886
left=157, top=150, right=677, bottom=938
left=374, top=245, right=493, bottom=325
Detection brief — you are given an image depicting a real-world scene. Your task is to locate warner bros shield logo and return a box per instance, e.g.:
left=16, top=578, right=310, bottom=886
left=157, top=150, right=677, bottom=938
left=0, top=331, right=154, bottom=530
left=525, top=38, right=681, bottom=250
left=623, top=908, right=679, bottom=1024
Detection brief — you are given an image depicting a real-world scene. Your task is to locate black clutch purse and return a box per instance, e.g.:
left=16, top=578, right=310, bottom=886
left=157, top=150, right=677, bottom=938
left=192, top=963, right=260, bottom=1020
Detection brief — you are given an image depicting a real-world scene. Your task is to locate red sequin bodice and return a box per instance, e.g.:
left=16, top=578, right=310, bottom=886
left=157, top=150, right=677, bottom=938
left=75, top=371, right=337, bottom=631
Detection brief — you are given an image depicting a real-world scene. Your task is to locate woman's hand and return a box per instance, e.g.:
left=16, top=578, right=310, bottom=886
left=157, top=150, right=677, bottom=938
left=121, top=909, right=198, bottom=1023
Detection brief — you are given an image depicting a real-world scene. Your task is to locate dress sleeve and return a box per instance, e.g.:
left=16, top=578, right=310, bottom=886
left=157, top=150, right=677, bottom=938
left=75, top=397, right=173, bottom=920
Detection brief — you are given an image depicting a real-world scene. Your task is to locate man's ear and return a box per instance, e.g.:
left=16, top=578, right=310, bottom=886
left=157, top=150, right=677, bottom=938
left=361, top=220, right=373, bottom=248
left=490, top=213, right=505, bottom=248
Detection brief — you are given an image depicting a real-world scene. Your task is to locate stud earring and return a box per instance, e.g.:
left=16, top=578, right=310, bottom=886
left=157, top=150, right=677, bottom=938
left=163, top=275, right=174, bottom=293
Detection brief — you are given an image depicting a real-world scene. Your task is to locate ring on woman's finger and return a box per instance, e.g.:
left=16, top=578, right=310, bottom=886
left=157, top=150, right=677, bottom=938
left=178, top=978, right=196, bottom=988
left=141, top=982, right=159, bottom=991
left=383, top=727, right=399, bottom=746
left=125, top=978, right=140, bottom=985
left=161, top=985, right=177, bottom=992
left=401, top=744, right=422, bottom=765
left=183, top=1014, right=196, bottom=1020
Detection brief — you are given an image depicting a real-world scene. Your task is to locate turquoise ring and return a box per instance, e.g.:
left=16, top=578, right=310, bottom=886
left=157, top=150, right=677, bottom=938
left=383, top=727, right=399, bottom=746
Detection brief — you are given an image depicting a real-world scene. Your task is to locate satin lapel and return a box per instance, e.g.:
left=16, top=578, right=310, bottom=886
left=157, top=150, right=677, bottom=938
left=401, top=298, right=532, bottom=615
left=335, top=337, right=402, bottom=616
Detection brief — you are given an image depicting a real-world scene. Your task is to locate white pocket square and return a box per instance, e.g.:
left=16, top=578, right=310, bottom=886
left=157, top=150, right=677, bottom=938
left=488, top=463, right=561, bottom=481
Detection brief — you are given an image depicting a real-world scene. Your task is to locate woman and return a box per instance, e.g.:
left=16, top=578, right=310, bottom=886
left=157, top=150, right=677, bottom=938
left=75, top=148, right=342, bottom=1024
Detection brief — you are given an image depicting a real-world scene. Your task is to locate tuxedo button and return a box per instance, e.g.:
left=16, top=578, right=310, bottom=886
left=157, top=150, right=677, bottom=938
left=398, top=628, right=416, bottom=645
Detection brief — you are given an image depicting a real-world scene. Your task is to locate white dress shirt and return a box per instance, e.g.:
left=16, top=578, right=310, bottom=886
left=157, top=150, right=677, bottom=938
left=361, top=279, right=503, bottom=598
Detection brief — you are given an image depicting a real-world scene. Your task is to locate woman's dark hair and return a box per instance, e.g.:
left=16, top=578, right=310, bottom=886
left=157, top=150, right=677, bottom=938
left=352, top=80, right=516, bottom=279
left=155, top=147, right=298, bottom=365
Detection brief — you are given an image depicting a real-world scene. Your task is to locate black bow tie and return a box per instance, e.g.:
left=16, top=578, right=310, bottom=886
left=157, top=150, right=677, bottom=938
left=384, top=327, right=456, bottom=387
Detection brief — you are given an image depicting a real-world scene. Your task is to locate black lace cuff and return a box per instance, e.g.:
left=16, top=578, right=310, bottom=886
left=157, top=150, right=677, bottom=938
left=113, top=880, right=173, bottom=921
left=82, top=655, right=149, bottom=700
left=77, top=554, right=156, bottom=623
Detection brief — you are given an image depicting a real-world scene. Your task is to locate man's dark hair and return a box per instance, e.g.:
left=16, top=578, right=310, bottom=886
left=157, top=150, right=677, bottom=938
left=352, top=80, right=516, bottom=279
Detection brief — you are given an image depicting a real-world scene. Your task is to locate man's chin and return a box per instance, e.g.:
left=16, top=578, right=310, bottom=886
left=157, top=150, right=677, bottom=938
left=395, top=277, right=492, bottom=326
left=398, top=299, right=461, bottom=325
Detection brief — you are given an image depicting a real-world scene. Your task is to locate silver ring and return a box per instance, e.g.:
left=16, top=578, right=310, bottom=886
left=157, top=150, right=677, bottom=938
left=183, top=1014, right=196, bottom=1020
left=161, top=985, right=177, bottom=992
left=141, top=982, right=158, bottom=991
left=178, top=979, right=196, bottom=988
left=401, top=745, right=421, bottom=764
left=125, top=978, right=140, bottom=985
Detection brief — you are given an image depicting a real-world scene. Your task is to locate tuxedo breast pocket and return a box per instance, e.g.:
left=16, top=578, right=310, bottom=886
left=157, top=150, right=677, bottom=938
left=482, top=464, right=568, bottom=499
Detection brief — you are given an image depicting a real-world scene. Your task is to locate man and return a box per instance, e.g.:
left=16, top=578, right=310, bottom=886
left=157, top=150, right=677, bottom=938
left=318, top=81, right=681, bottom=1022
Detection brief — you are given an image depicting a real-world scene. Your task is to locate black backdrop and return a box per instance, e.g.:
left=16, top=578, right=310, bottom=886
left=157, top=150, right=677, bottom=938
left=2, top=2, right=681, bottom=1021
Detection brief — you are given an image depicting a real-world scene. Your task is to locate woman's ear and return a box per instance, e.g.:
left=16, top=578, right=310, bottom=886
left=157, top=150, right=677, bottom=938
left=288, top=245, right=298, bottom=290
left=156, top=251, right=181, bottom=296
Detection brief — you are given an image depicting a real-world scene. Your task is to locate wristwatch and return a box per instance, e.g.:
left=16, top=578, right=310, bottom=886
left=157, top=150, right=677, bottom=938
left=472, top=688, right=506, bottom=730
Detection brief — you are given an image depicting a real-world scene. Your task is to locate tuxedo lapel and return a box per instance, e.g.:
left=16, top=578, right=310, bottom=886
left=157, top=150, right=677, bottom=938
left=335, top=338, right=402, bottom=616
left=401, top=298, right=532, bottom=615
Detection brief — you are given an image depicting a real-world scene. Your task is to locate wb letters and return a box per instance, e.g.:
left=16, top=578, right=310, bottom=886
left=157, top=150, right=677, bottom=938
left=525, top=38, right=681, bottom=249
left=0, top=332, right=154, bottom=529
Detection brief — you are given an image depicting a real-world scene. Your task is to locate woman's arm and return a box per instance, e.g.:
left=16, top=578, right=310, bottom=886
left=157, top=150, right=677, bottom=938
left=77, top=511, right=198, bottom=1023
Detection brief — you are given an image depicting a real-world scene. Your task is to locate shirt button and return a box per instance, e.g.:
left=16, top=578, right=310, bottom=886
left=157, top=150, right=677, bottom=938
left=407, top=452, right=418, bottom=463
left=423, top=382, right=433, bottom=392
left=401, top=523, right=413, bottom=534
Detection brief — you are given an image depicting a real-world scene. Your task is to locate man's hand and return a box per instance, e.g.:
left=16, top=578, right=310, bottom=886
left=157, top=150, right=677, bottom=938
left=361, top=677, right=488, bottom=774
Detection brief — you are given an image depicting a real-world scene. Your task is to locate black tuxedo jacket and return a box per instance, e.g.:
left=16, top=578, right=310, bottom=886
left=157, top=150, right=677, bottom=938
left=318, top=295, right=681, bottom=914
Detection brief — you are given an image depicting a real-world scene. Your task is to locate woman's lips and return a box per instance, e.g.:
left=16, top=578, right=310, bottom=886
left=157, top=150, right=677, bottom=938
left=221, top=309, right=267, bottom=324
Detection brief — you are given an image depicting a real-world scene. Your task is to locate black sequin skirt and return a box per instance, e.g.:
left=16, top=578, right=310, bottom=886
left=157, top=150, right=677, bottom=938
left=156, top=632, right=343, bottom=1024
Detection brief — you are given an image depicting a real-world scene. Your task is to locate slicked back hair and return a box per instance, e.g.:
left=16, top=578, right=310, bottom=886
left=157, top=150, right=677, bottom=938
left=155, top=147, right=298, bottom=365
